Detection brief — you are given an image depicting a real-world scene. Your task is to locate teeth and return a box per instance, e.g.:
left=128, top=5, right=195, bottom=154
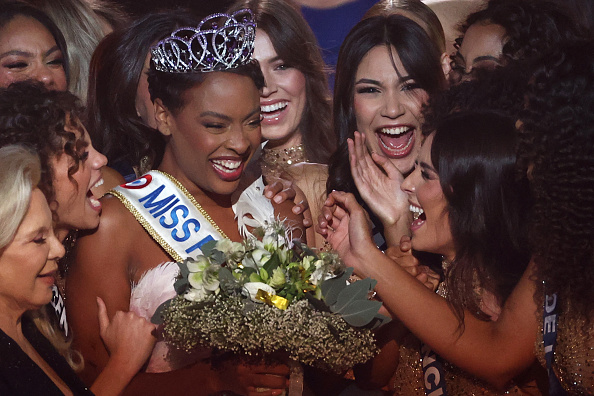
left=212, top=159, right=242, bottom=173
left=261, top=101, right=287, bottom=113
left=410, top=205, right=424, bottom=221
left=380, top=126, right=411, bottom=135
left=89, top=196, right=101, bottom=208
left=93, top=178, right=104, bottom=188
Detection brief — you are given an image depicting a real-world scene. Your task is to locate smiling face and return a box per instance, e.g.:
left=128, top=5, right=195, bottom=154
left=449, top=22, right=506, bottom=83
left=0, top=188, right=65, bottom=313
left=353, top=45, right=427, bottom=175
left=401, top=134, right=455, bottom=260
left=51, top=118, right=107, bottom=233
left=156, top=72, right=261, bottom=197
left=0, top=15, right=67, bottom=91
left=253, top=29, right=306, bottom=150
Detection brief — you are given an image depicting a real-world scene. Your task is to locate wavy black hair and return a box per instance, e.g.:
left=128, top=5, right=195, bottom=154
left=518, top=39, right=594, bottom=317
left=454, top=0, right=583, bottom=70
left=0, top=81, right=86, bottom=212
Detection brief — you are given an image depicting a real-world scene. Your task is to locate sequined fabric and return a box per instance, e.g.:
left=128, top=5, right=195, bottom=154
left=260, top=144, right=307, bottom=180
left=535, top=300, right=594, bottom=394
left=391, top=333, right=527, bottom=395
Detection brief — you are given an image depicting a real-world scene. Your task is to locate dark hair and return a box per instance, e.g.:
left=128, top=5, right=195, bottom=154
left=518, top=39, right=594, bottom=317
left=148, top=61, right=264, bottom=115
left=457, top=0, right=582, bottom=66
left=228, top=0, right=335, bottom=164
left=327, top=14, right=446, bottom=196
left=86, top=11, right=198, bottom=177
left=0, top=1, right=70, bottom=84
left=431, top=111, right=531, bottom=327
left=0, top=81, right=86, bottom=210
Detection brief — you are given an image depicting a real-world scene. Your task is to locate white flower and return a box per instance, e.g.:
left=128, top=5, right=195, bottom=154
left=302, top=256, right=315, bottom=271
left=187, top=256, right=210, bottom=273
left=184, top=287, right=207, bottom=302
left=269, top=267, right=286, bottom=288
left=216, top=239, right=245, bottom=263
left=243, top=248, right=271, bottom=269
left=310, top=260, right=331, bottom=286
left=242, top=282, right=276, bottom=303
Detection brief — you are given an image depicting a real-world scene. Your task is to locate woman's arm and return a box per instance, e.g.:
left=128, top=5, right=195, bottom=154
left=318, top=191, right=538, bottom=389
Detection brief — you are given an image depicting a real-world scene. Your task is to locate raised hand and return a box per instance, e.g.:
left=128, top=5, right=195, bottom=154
left=264, top=177, right=311, bottom=227
left=348, top=131, right=409, bottom=231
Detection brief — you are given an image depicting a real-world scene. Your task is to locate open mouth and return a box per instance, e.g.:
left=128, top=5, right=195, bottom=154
left=87, top=178, right=103, bottom=211
left=410, top=204, right=426, bottom=231
left=376, top=126, right=416, bottom=159
left=211, top=158, right=244, bottom=181
left=261, top=101, right=288, bottom=122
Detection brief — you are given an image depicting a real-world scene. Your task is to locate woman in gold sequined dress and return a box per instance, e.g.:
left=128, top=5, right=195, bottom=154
left=229, top=0, right=335, bottom=247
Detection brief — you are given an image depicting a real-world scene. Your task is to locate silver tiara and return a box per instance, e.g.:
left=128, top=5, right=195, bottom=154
left=151, top=9, right=256, bottom=73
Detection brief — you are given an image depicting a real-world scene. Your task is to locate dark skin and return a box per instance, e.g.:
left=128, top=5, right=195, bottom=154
left=67, top=72, right=304, bottom=396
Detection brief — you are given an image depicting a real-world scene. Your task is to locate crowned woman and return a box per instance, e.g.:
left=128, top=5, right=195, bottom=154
left=67, top=10, right=301, bottom=395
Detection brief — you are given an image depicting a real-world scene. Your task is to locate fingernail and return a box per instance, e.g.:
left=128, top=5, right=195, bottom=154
left=292, top=207, right=300, bottom=214
left=274, top=196, right=282, bottom=203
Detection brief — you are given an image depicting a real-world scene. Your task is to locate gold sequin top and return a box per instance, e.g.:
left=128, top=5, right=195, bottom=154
left=391, top=260, right=531, bottom=395
left=260, top=144, right=307, bottom=180
left=535, top=299, right=594, bottom=394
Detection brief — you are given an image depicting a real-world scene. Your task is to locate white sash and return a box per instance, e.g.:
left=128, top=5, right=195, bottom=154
left=111, top=170, right=225, bottom=262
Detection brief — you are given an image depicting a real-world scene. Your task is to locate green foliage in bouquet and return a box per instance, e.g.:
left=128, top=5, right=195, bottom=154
left=152, top=220, right=389, bottom=373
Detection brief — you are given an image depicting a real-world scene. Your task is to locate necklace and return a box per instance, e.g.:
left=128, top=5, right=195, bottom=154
left=261, top=144, right=307, bottom=179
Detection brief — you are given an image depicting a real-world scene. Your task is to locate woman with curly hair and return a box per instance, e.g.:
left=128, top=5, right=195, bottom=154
left=449, top=0, right=583, bottom=84
left=320, top=40, right=594, bottom=394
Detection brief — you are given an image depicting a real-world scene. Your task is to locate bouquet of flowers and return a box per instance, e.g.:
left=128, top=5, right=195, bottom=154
left=152, top=220, right=388, bottom=382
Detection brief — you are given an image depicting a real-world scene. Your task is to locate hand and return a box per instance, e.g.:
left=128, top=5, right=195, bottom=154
left=97, top=297, right=156, bottom=375
left=385, top=237, right=440, bottom=292
left=316, top=191, right=375, bottom=268
left=233, top=361, right=289, bottom=396
left=264, top=177, right=311, bottom=228
left=348, top=131, right=409, bottom=227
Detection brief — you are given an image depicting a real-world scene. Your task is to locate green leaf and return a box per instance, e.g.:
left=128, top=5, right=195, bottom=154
left=249, top=272, right=262, bottom=283
left=259, top=267, right=269, bottom=281
left=263, top=252, right=281, bottom=273
left=173, top=277, right=189, bottom=295
left=337, top=299, right=383, bottom=327
left=218, top=267, right=238, bottom=293
left=200, top=240, right=217, bottom=257
left=332, top=277, right=375, bottom=313
left=321, top=267, right=353, bottom=306
left=150, top=298, right=172, bottom=325
left=177, top=260, right=190, bottom=279
left=210, top=249, right=226, bottom=265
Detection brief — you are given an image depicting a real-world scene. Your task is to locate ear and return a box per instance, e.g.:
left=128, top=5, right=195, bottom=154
left=440, top=52, right=451, bottom=78
left=154, top=98, right=173, bottom=137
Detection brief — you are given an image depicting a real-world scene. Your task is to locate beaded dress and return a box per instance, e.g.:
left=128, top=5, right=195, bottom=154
left=535, top=299, right=594, bottom=394
left=390, top=261, right=533, bottom=395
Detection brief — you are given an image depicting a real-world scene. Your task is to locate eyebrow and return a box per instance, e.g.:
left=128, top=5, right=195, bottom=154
left=355, top=75, right=414, bottom=86
left=200, top=107, right=261, bottom=122
left=419, top=161, right=437, bottom=173
left=0, top=46, right=61, bottom=61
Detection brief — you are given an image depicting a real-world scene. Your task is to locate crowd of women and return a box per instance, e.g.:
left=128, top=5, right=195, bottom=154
left=0, top=0, right=592, bottom=394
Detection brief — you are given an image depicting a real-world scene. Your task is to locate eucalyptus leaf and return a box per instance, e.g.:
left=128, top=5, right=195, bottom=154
left=332, top=277, right=375, bottom=314
left=177, top=260, right=190, bottom=279
left=337, top=299, right=383, bottom=327
left=210, top=249, right=226, bottom=265
left=173, top=277, right=190, bottom=294
left=151, top=298, right=172, bottom=325
left=218, top=267, right=238, bottom=293
left=321, top=267, right=353, bottom=306
left=199, top=240, right=217, bottom=257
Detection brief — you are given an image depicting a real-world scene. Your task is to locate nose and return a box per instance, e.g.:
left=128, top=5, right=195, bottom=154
left=90, top=146, right=108, bottom=169
left=260, top=68, right=277, bottom=98
left=48, top=231, right=66, bottom=262
left=401, top=167, right=417, bottom=195
left=226, top=125, right=253, bottom=155
left=381, top=92, right=405, bottom=119
left=34, top=65, right=57, bottom=90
